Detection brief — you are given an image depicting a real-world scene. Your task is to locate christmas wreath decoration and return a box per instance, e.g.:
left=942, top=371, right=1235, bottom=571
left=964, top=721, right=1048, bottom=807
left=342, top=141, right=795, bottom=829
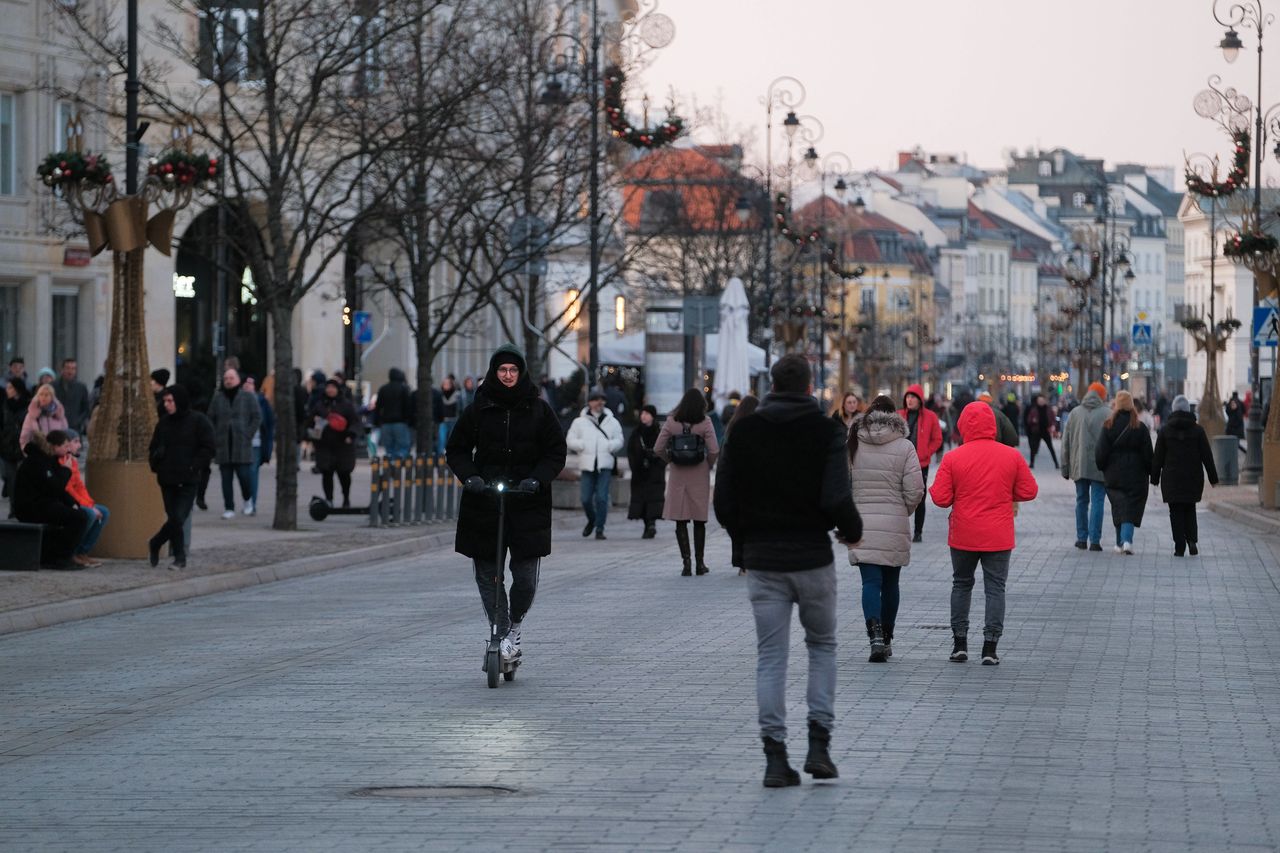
left=774, top=193, right=822, bottom=247
left=1186, top=130, right=1249, bottom=198
left=602, top=65, right=683, bottom=149
left=38, top=151, right=113, bottom=188
left=148, top=150, right=220, bottom=187
left=768, top=303, right=827, bottom=319
left=822, top=245, right=865, bottom=280
left=1223, top=230, right=1278, bottom=258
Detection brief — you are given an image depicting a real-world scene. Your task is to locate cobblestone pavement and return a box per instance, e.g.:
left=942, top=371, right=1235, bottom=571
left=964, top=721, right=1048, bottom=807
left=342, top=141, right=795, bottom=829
left=2, top=469, right=1280, bottom=852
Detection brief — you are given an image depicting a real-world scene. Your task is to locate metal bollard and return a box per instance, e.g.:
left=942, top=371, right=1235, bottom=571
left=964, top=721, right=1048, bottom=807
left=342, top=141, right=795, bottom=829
left=445, top=471, right=457, bottom=520
left=415, top=454, right=427, bottom=524
left=379, top=457, right=391, bottom=526
left=404, top=455, right=416, bottom=524
left=368, top=457, right=382, bottom=528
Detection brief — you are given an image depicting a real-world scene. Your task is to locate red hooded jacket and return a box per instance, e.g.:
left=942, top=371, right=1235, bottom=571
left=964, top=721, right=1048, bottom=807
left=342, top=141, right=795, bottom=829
left=929, top=401, right=1038, bottom=552
left=897, top=384, right=943, bottom=470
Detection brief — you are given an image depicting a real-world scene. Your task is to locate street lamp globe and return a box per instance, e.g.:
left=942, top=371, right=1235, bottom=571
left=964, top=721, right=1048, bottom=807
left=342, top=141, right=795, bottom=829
left=1124, top=268, right=1136, bottom=283
left=852, top=195, right=866, bottom=214
left=1220, top=27, right=1243, bottom=63
left=833, top=177, right=848, bottom=199
left=783, top=110, right=800, bottom=138
left=734, top=194, right=752, bottom=224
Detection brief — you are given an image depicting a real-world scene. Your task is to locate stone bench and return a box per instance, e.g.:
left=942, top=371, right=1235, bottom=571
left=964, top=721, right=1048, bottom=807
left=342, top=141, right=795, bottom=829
left=0, top=521, right=46, bottom=571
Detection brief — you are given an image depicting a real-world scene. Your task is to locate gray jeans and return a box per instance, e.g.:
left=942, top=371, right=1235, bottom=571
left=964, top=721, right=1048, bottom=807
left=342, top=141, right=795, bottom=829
left=949, top=548, right=1011, bottom=641
left=747, top=564, right=837, bottom=740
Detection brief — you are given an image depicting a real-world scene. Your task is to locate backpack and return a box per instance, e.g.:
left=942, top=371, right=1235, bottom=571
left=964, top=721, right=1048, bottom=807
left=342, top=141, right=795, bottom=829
left=668, top=422, right=707, bottom=466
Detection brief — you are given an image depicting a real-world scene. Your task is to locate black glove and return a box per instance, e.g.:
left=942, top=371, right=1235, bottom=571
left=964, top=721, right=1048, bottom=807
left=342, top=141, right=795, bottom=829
left=464, top=475, right=486, bottom=494
left=517, top=478, right=540, bottom=493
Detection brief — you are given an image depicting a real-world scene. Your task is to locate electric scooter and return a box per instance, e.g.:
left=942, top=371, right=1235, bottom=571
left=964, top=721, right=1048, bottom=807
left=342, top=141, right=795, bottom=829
left=481, top=480, right=535, bottom=688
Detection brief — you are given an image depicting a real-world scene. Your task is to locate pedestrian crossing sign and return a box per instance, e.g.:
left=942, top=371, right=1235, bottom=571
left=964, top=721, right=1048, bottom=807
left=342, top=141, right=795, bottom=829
left=1254, top=306, right=1279, bottom=347
left=1131, top=323, right=1152, bottom=346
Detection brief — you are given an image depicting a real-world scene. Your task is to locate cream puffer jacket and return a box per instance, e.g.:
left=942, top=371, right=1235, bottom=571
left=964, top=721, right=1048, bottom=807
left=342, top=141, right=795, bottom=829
left=846, top=410, right=925, bottom=568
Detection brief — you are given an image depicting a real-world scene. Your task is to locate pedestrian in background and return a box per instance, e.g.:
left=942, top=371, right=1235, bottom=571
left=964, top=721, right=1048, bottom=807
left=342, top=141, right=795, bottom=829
left=12, top=430, right=88, bottom=569
left=656, top=388, right=719, bottom=574
left=52, top=358, right=90, bottom=435
left=930, top=401, right=1039, bottom=665
left=59, top=429, right=108, bottom=567
left=976, top=391, right=1020, bottom=447
left=208, top=367, right=261, bottom=519
left=1095, top=389, right=1153, bottom=555
left=309, top=378, right=360, bottom=508
left=625, top=404, right=666, bottom=539
left=832, top=391, right=861, bottom=433
left=1023, top=392, right=1059, bottom=469
left=438, top=375, right=461, bottom=454
left=714, top=354, right=861, bottom=787
left=897, top=384, right=943, bottom=543
left=566, top=390, right=624, bottom=540
left=148, top=386, right=215, bottom=569
left=722, top=393, right=760, bottom=576
left=242, top=376, right=274, bottom=515
left=1001, top=393, right=1022, bottom=437
left=1, top=378, right=29, bottom=505
left=374, top=367, right=414, bottom=460
left=150, top=369, right=171, bottom=419
left=20, top=383, right=68, bottom=449
left=1225, top=393, right=1245, bottom=452
left=1151, top=395, right=1218, bottom=557
left=846, top=395, right=923, bottom=663
left=1060, top=382, right=1111, bottom=552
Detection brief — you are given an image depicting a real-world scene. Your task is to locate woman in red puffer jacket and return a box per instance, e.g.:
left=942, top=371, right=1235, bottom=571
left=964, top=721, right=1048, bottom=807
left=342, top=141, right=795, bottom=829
left=929, top=401, right=1038, bottom=666
left=897, top=384, right=943, bottom=542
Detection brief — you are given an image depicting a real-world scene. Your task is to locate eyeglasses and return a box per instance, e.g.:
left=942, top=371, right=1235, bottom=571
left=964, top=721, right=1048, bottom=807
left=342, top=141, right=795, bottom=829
left=496, top=366, right=519, bottom=375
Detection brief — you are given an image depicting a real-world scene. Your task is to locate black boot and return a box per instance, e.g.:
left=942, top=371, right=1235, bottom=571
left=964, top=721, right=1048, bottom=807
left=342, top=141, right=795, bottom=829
left=866, top=618, right=886, bottom=663
left=675, top=523, right=692, bottom=576
left=803, top=720, right=838, bottom=779
left=762, top=736, right=800, bottom=788
left=950, top=636, right=968, bottom=662
left=882, top=625, right=894, bottom=659
left=642, top=521, right=657, bottom=539
left=981, top=639, right=1000, bottom=665
left=693, top=521, right=709, bottom=575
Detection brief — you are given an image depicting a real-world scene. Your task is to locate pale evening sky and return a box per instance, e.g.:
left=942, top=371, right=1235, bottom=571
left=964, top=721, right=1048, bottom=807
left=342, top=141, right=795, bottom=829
left=634, top=0, right=1268, bottom=181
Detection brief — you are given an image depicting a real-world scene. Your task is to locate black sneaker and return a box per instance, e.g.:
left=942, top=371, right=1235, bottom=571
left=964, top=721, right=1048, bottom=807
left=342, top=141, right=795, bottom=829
left=148, top=538, right=161, bottom=567
left=949, top=637, right=967, bottom=662
left=981, top=640, right=1000, bottom=665
left=1188, top=542, right=1199, bottom=556
left=582, top=520, right=595, bottom=538
left=1088, top=542, right=1103, bottom=552
left=1074, top=540, right=1087, bottom=550
left=912, top=532, right=923, bottom=543
left=595, top=530, right=607, bottom=540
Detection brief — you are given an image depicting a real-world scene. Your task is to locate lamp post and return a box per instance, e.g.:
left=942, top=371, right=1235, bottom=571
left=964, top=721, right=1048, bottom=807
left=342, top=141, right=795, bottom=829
left=1213, top=0, right=1280, bottom=483
left=757, top=77, right=807, bottom=367
left=802, top=147, right=852, bottom=397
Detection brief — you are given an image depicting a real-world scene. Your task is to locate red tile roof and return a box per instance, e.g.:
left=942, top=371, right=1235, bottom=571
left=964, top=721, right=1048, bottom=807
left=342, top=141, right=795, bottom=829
left=620, top=147, right=746, bottom=232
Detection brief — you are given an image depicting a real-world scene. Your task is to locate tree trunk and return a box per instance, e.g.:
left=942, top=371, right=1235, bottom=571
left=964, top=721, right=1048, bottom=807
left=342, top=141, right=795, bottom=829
left=270, top=301, right=299, bottom=529
left=1200, top=344, right=1226, bottom=438
left=414, top=276, right=437, bottom=456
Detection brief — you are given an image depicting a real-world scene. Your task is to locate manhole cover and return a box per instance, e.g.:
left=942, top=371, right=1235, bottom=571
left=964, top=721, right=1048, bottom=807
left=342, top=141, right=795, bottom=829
left=351, top=786, right=517, bottom=799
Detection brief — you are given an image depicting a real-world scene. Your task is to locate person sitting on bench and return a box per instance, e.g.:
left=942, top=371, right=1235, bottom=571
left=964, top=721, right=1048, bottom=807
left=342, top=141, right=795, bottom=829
left=60, top=429, right=109, bottom=568
left=12, top=429, right=89, bottom=569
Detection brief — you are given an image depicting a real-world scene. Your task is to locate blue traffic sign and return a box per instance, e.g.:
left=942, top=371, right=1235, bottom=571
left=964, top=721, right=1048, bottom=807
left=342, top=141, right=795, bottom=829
left=1131, top=323, right=1152, bottom=346
left=1253, top=306, right=1279, bottom=348
left=353, top=310, right=373, bottom=345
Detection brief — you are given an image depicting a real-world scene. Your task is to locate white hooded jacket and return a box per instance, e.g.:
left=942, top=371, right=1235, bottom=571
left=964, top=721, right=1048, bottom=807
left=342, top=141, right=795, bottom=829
left=566, top=406, right=624, bottom=473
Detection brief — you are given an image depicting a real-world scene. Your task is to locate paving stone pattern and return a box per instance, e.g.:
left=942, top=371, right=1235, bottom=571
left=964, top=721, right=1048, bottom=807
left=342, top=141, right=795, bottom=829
left=2, top=471, right=1279, bottom=852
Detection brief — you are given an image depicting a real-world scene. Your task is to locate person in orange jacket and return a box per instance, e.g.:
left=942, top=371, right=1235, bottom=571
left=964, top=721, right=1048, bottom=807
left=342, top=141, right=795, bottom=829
left=59, top=428, right=109, bottom=568
left=897, top=384, right=943, bottom=543
left=930, top=402, right=1038, bottom=665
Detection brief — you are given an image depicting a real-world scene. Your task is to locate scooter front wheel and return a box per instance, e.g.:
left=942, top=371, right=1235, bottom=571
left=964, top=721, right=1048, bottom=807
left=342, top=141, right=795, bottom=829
left=486, top=649, right=501, bottom=688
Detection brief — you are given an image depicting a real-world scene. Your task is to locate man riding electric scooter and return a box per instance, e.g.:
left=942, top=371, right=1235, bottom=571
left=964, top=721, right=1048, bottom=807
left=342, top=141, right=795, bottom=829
left=447, top=345, right=567, bottom=672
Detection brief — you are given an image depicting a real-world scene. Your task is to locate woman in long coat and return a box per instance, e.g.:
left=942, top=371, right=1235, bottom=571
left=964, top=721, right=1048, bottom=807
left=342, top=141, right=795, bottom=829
left=655, top=387, right=719, bottom=576
left=19, top=383, right=68, bottom=449
left=846, top=395, right=924, bottom=662
left=308, top=378, right=361, bottom=507
left=1151, top=394, right=1218, bottom=556
left=723, top=394, right=759, bottom=575
left=1095, top=390, right=1153, bottom=555
left=626, top=404, right=666, bottom=539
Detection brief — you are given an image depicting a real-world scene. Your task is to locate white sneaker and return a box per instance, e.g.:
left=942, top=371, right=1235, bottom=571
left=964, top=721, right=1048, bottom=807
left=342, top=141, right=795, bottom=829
left=1114, top=545, right=1124, bottom=554
left=243, top=499, right=255, bottom=516
left=221, top=510, right=236, bottom=520
left=500, top=636, right=517, bottom=662
left=508, top=622, right=522, bottom=655
left=1121, top=542, right=1133, bottom=555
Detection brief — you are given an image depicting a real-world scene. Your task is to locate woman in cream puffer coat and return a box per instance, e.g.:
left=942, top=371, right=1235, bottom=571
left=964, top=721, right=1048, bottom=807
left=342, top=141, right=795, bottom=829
left=846, top=397, right=925, bottom=662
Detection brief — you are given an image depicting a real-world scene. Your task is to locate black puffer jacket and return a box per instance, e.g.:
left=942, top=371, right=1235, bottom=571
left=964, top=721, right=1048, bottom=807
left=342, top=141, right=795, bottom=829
left=374, top=368, right=413, bottom=426
left=1, top=393, right=29, bottom=464
left=149, top=386, right=217, bottom=486
left=13, top=433, right=77, bottom=520
left=1151, top=411, right=1218, bottom=503
left=626, top=420, right=666, bottom=517
left=447, top=346, right=567, bottom=560
left=309, top=393, right=361, bottom=474
left=1095, top=411, right=1153, bottom=526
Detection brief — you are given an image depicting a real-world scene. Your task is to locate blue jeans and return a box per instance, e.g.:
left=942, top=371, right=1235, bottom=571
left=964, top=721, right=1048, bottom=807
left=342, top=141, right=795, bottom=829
left=580, top=469, right=612, bottom=532
left=381, top=422, right=412, bottom=460
left=76, top=503, right=109, bottom=555
left=1115, top=521, right=1135, bottom=546
left=220, top=463, right=252, bottom=511
left=747, top=564, right=837, bottom=740
left=858, top=564, right=901, bottom=628
left=436, top=419, right=456, bottom=455
left=949, top=548, right=1011, bottom=641
left=248, top=445, right=261, bottom=506
left=1074, top=479, right=1105, bottom=545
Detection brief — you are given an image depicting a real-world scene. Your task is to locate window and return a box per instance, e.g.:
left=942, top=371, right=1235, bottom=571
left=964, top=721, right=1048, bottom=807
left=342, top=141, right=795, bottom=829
left=198, top=2, right=264, bottom=84
left=0, top=286, right=17, bottom=365
left=614, top=295, right=625, bottom=333
left=52, top=292, right=79, bottom=363
left=1071, top=191, right=1086, bottom=209
left=56, top=101, right=78, bottom=152
left=352, top=13, right=386, bottom=94
left=0, top=94, right=15, bottom=195
left=1038, top=161, right=1052, bottom=177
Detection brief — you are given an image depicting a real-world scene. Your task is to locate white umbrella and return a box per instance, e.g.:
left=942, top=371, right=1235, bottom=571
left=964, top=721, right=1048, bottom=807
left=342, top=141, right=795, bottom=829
left=714, top=276, right=751, bottom=411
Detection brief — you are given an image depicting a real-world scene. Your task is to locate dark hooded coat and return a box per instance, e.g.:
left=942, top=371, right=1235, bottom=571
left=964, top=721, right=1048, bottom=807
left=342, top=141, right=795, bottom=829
left=626, top=418, right=666, bottom=519
left=148, top=385, right=217, bottom=486
left=1151, top=410, right=1218, bottom=503
left=308, top=390, right=361, bottom=474
left=1095, top=410, right=1153, bottom=526
left=447, top=345, right=568, bottom=559
left=374, top=368, right=413, bottom=426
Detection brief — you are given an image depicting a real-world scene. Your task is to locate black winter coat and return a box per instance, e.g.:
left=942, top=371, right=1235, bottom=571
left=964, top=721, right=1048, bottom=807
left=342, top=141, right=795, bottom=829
left=626, top=421, right=666, bottom=519
left=1151, top=411, right=1218, bottom=503
left=446, top=383, right=567, bottom=560
left=309, top=395, right=361, bottom=474
left=13, top=438, right=77, bottom=520
left=1095, top=411, right=1153, bottom=526
left=149, top=409, right=216, bottom=486
left=1, top=395, right=28, bottom=464
left=374, top=370, right=413, bottom=426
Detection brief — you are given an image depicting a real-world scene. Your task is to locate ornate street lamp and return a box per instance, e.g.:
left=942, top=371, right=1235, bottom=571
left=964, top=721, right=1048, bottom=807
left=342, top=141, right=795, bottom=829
left=757, top=77, right=807, bottom=367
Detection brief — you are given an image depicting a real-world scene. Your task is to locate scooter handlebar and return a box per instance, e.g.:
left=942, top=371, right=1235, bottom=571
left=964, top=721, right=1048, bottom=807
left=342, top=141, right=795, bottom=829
left=483, top=480, right=538, bottom=496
